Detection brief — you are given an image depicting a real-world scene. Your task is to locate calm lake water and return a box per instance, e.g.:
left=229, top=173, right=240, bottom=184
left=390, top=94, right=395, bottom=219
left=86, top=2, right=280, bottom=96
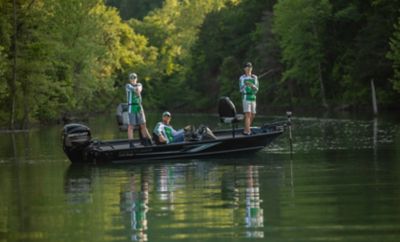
left=1, top=113, right=400, bottom=242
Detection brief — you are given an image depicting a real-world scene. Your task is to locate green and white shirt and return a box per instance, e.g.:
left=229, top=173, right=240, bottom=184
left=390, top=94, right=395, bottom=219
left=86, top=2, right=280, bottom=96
left=153, top=122, right=176, bottom=144
left=239, top=74, right=259, bottom=101
left=126, top=83, right=143, bottom=113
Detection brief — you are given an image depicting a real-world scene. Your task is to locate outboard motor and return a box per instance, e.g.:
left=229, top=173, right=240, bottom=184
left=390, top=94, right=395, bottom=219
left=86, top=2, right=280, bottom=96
left=62, top=123, right=91, bottom=163
left=116, top=103, right=129, bottom=130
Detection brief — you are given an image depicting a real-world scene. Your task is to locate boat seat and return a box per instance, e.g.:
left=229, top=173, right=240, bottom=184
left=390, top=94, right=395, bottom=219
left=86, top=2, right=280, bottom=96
left=218, top=97, right=243, bottom=137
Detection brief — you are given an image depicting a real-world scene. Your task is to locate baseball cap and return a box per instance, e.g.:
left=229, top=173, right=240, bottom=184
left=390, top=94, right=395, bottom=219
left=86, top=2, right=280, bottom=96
left=244, top=62, right=253, bottom=68
left=129, top=73, right=137, bottom=80
left=162, top=111, right=171, bottom=117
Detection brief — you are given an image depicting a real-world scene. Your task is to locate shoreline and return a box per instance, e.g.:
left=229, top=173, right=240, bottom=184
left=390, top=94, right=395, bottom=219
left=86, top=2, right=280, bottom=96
left=1, top=108, right=400, bottom=131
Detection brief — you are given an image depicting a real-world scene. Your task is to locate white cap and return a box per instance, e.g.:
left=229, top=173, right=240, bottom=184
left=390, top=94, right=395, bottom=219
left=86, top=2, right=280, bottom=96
left=129, top=73, right=137, bottom=80
left=162, top=111, right=171, bottom=117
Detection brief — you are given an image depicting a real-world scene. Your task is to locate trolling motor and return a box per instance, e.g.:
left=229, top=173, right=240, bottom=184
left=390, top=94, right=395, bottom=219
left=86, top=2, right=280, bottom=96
left=62, top=123, right=92, bottom=162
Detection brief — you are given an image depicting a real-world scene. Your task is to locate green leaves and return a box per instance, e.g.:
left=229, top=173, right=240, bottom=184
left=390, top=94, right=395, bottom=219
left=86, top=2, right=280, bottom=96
left=273, top=0, right=331, bottom=106
left=1, top=0, right=400, bottom=127
left=388, top=17, right=400, bottom=92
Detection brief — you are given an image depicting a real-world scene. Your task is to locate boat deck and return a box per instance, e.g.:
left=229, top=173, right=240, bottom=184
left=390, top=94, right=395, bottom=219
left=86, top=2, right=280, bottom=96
left=94, top=131, right=259, bottom=151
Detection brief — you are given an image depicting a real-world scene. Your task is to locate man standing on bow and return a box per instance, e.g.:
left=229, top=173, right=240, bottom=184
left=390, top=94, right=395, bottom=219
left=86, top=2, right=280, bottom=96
left=126, top=73, right=152, bottom=146
left=239, top=62, right=259, bottom=135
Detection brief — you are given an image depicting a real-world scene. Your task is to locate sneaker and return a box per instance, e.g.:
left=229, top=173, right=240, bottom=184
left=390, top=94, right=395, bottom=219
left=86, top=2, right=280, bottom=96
left=242, top=131, right=252, bottom=136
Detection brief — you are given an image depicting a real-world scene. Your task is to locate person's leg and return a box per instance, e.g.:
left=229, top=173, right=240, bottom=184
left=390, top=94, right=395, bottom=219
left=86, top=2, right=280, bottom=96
left=144, top=126, right=152, bottom=139
left=128, top=124, right=134, bottom=139
left=139, top=124, right=149, bottom=138
left=243, top=100, right=252, bottom=134
left=250, top=113, right=256, bottom=124
left=249, top=113, right=256, bottom=133
left=173, top=129, right=185, bottom=143
left=249, top=102, right=256, bottom=133
left=139, top=123, right=153, bottom=146
left=244, top=112, right=251, bottom=134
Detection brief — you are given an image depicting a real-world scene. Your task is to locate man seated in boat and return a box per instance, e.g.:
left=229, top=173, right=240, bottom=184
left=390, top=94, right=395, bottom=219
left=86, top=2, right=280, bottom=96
left=153, top=112, right=218, bottom=145
left=153, top=111, right=186, bottom=145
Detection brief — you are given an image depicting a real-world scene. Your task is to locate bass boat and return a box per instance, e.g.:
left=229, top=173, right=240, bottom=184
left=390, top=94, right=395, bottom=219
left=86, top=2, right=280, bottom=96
left=62, top=97, right=288, bottom=164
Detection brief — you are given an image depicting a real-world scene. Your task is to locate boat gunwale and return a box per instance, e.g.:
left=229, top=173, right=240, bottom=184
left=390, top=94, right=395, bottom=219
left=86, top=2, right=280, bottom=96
left=91, top=127, right=285, bottom=151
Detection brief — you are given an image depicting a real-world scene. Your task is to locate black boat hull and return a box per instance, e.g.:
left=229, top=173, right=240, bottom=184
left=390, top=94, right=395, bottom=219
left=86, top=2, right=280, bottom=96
left=62, top=124, right=285, bottom=164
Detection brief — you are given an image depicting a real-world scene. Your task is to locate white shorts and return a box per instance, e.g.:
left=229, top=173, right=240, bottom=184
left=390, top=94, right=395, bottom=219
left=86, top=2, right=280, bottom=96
left=242, top=100, right=256, bottom=114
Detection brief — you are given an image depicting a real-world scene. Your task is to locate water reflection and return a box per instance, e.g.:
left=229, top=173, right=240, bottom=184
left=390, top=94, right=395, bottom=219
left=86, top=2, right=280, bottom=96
left=244, top=166, right=264, bottom=238
left=156, top=165, right=175, bottom=210
left=64, top=166, right=93, bottom=204
left=63, top=161, right=267, bottom=241
left=2, top=114, right=400, bottom=242
left=120, top=168, right=149, bottom=242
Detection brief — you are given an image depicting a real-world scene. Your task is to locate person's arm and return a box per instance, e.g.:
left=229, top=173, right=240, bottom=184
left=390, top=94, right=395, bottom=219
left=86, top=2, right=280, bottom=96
left=251, top=76, right=259, bottom=93
left=154, top=123, right=167, bottom=144
left=239, top=77, right=246, bottom=93
left=135, top=83, right=143, bottom=96
left=126, top=83, right=134, bottom=91
left=158, top=135, right=167, bottom=143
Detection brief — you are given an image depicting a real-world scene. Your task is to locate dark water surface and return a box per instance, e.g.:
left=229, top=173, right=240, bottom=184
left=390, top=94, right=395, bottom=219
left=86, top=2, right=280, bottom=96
left=1, top=114, right=400, bottom=242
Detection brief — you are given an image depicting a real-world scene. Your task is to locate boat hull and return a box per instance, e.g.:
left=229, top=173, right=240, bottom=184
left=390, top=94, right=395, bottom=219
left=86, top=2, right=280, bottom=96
left=63, top=125, right=285, bottom=164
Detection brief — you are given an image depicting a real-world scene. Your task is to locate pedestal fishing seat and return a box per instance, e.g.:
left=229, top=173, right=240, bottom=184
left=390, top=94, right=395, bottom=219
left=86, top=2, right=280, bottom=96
left=218, top=97, right=243, bottom=138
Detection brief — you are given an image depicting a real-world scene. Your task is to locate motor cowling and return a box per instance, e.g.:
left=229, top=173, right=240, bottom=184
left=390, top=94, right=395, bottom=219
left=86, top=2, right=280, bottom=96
left=62, top=123, right=91, bottom=163
left=63, top=123, right=91, bottom=148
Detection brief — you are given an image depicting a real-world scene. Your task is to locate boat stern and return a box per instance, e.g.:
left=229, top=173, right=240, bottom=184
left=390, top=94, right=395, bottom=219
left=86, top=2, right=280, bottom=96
left=62, top=123, right=92, bottom=163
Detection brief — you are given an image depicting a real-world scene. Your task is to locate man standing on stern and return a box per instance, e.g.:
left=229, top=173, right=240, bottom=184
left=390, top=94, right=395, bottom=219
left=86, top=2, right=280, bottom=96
left=126, top=73, right=152, bottom=146
left=239, top=62, right=259, bottom=135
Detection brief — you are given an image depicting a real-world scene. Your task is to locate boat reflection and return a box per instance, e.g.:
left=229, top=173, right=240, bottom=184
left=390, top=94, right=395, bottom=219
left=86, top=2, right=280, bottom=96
left=64, top=165, right=93, bottom=204
left=64, top=160, right=266, bottom=241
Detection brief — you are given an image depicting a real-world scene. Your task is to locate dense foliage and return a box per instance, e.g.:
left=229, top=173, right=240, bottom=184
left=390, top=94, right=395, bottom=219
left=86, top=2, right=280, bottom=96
left=1, top=0, right=400, bottom=128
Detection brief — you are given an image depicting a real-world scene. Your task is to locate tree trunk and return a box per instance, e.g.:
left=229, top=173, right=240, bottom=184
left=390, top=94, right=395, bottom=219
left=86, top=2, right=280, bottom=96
left=312, top=22, right=328, bottom=109
left=10, top=0, right=18, bottom=130
left=317, top=61, right=328, bottom=109
left=22, top=85, right=30, bottom=129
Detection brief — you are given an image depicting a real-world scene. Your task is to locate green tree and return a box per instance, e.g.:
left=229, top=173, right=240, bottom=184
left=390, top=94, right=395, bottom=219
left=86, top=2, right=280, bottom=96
left=187, top=0, right=276, bottom=109
left=0, top=1, right=11, bottom=124
left=218, top=56, right=241, bottom=105
left=105, top=0, right=163, bottom=20
left=0, top=0, right=157, bottom=127
left=388, top=17, right=400, bottom=93
left=273, top=0, right=331, bottom=108
left=37, top=0, right=156, bottom=120
left=248, top=10, right=284, bottom=108
left=129, top=0, right=232, bottom=109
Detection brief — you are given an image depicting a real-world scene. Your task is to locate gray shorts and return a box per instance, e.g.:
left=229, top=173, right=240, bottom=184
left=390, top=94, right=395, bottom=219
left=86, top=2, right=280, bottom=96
left=128, top=110, right=146, bottom=125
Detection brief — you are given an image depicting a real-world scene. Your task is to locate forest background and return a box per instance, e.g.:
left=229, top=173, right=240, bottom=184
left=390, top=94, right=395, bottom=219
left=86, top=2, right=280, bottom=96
left=1, top=0, right=400, bottom=129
